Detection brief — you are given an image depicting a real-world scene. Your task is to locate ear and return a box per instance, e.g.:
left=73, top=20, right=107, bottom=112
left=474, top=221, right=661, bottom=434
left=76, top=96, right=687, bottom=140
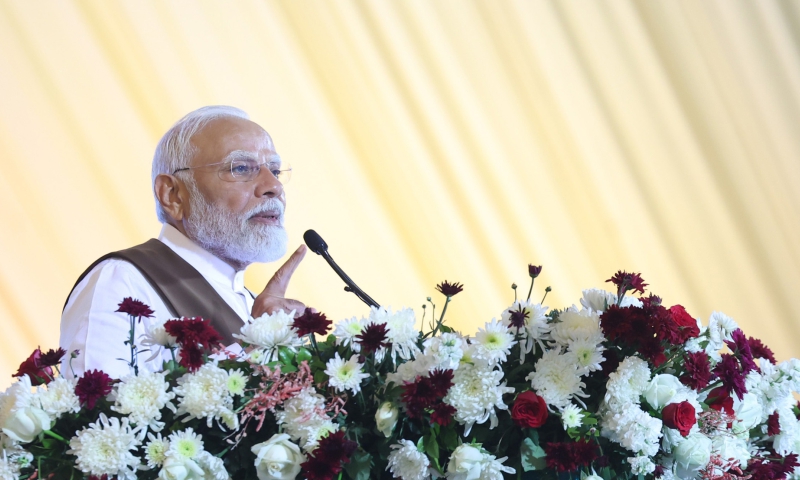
left=154, top=174, right=188, bottom=222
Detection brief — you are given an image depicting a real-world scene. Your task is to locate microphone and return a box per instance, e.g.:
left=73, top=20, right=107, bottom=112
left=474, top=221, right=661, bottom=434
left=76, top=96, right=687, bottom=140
left=303, top=229, right=380, bottom=308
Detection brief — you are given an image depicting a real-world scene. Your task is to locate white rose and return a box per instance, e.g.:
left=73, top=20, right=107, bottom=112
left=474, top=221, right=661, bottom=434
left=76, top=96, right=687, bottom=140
left=158, top=455, right=205, bottom=480
left=673, top=433, right=711, bottom=471
left=0, top=379, right=51, bottom=443
left=446, top=444, right=484, bottom=480
left=712, top=435, right=750, bottom=468
left=251, top=433, right=305, bottom=480
left=644, top=374, right=683, bottom=409
left=733, top=392, right=763, bottom=432
left=375, top=402, right=399, bottom=437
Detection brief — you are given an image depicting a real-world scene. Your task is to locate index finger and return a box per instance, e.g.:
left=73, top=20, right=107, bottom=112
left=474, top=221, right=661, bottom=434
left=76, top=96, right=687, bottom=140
left=264, top=244, right=307, bottom=295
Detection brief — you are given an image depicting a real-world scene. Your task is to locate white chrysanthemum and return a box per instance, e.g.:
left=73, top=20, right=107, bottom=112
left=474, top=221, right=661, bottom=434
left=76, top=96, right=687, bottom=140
left=500, top=300, right=549, bottom=362
left=144, top=432, right=169, bottom=468
left=580, top=289, right=616, bottom=312
left=444, top=359, right=514, bottom=435
left=423, top=333, right=464, bottom=370
left=275, top=388, right=337, bottom=451
left=325, top=353, right=369, bottom=394
left=387, top=354, right=437, bottom=386
left=111, top=371, right=176, bottom=434
left=234, top=309, right=304, bottom=362
left=526, top=348, right=588, bottom=409
left=601, top=406, right=662, bottom=457
left=370, top=307, right=421, bottom=362
left=227, top=369, right=247, bottom=396
left=603, top=356, right=652, bottom=410
left=386, top=440, right=431, bottom=480
left=550, top=306, right=605, bottom=347
left=67, top=413, right=140, bottom=480
left=157, top=428, right=227, bottom=480
left=560, top=404, right=584, bottom=430
left=174, top=363, right=237, bottom=430
left=332, top=317, right=364, bottom=352
left=565, top=338, right=606, bottom=374
left=38, top=376, right=80, bottom=420
left=0, top=443, right=31, bottom=480
left=472, top=320, right=516, bottom=367
left=628, top=455, right=655, bottom=475
left=708, top=311, right=738, bottom=344
left=478, top=454, right=516, bottom=480
left=139, top=317, right=177, bottom=362
left=168, top=428, right=204, bottom=459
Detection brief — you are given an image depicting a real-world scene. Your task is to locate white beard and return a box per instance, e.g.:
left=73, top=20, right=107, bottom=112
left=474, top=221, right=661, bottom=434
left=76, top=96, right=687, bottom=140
left=183, top=179, right=288, bottom=269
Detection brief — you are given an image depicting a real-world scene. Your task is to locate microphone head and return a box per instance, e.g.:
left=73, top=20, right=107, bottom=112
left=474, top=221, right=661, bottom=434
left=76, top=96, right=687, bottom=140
left=303, top=229, right=328, bottom=255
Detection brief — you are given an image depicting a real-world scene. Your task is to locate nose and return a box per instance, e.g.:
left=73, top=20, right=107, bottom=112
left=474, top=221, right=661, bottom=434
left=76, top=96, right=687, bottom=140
left=255, top=164, right=284, bottom=198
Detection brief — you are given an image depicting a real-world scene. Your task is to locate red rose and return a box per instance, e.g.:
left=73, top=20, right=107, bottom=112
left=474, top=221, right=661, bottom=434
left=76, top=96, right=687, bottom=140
left=511, top=391, right=548, bottom=428
left=668, top=305, right=700, bottom=343
left=661, top=401, right=696, bottom=436
left=706, top=386, right=734, bottom=416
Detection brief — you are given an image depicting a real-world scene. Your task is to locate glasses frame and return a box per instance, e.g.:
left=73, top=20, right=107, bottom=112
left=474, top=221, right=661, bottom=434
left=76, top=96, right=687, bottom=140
left=172, top=159, right=292, bottom=183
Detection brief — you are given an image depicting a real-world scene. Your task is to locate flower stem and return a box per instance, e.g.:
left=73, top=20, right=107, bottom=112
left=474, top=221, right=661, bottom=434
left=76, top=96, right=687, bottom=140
left=430, top=297, right=451, bottom=337
left=128, top=315, right=138, bottom=375
left=43, top=430, right=68, bottom=444
left=526, top=277, right=535, bottom=302
left=540, top=286, right=552, bottom=304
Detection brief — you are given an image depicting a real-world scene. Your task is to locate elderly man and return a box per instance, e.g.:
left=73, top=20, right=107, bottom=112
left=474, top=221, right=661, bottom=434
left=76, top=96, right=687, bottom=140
left=60, top=106, right=306, bottom=378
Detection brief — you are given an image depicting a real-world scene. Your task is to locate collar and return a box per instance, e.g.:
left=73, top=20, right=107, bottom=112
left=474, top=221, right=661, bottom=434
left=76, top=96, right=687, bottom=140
left=158, top=224, right=247, bottom=294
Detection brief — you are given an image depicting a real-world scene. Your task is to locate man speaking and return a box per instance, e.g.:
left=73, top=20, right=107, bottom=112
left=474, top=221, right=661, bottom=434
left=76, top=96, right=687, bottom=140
left=60, top=106, right=307, bottom=378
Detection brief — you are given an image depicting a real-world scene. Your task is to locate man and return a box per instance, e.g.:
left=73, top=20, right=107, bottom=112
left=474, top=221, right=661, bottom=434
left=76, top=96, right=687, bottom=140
left=60, top=106, right=306, bottom=378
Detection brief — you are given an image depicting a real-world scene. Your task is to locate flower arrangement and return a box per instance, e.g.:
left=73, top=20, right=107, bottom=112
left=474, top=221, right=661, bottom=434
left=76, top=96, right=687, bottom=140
left=1, top=267, right=799, bottom=480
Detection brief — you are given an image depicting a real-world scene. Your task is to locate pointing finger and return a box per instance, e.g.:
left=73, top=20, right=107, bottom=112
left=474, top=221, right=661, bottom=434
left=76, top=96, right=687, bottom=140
left=263, top=244, right=307, bottom=296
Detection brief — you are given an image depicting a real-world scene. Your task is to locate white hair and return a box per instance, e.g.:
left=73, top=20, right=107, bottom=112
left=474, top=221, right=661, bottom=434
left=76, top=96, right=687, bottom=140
left=152, top=105, right=250, bottom=223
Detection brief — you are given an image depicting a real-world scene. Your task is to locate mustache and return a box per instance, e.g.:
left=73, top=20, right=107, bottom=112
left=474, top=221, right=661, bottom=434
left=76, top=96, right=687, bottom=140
left=245, top=198, right=285, bottom=218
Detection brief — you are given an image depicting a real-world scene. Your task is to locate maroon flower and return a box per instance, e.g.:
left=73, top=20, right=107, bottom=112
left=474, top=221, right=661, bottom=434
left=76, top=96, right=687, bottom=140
left=427, top=369, right=455, bottom=397
left=293, top=309, right=332, bottom=337
left=706, top=387, right=734, bottom=416
left=39, top=348, right=67, bottom=367
left=401, top=369, right=453, bottom=419
left=680, top=352, right=712, bottom=390
left=507, top=307, right=529, bottom=330
left=436, top=281, right=464, bottom=297
left=748, top=336, right=777, bottom=364
left=746, top=453, right=799, bottom=479
left=301, top=431, right=357, bottom=480
left=661, top=401, right=696, bottom=436
left=768, top=412, right=781, bottom=436
left=544, top=440, right=599, bottom=472
left=75, top=370, right=113, bottom=410
left=164, top=317, right=222, bottom=350
left=177, top=345, right=206, bottom=372
left=606, top=270, right=648, bottom=297
left=116, top=297, right=154, bottom=319
left=431, top=403, right=456, bottom=426
left=301, top=457, right=340, bottom=480
left=511, top=391, right=549, bottom=428
left=355, top=322, right=391, bottom=355
left=528, top=265, right=543, bottom=278
left=13, top=348, right=54, bottom=386
left=726, top=329, right=756, bottom=374
left=713, top=353, right=747, bottom=400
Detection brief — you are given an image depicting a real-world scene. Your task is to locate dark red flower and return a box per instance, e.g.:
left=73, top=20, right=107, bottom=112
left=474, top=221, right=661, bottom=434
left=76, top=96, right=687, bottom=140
left=39, top=348, right=67, bottom=367
left=713, top=353, right=748, bottom=400
left=706, top=387, right=734, bottom=416
left=13, top=348, right=54, bottom=386
left=301, top=456, right=340, bottom=480
left=75, top=370, right=113, bottom=410
left=665, top=305, right=701, bottom=344
left=746, top=453, right=799, bottom=479
left=768, top=412, right=781, bottom=436
left=748, top=336, right=777, bottom=364
left=427, top=369, right=454, bottom=398
left=431, top=403, right=456, bottom=426
left=355, top=322, right=391, bottom=355
left=544, top=440, right=599, bottom=472
left=177, top=345, right=206, bottom=372
left=511, top=391, right=549, bottom=428
left=606, top=270, right=648, bottom=297
left=661, top=401, right=696, bottom=436
left=507, top=307, right=529, bottom=330
left=726, top=329, right=757, bottom=374
left=293, top=309, right=332, bottom=337
left=164, top=317, right=222, bottom=350
left=313, top=431, right=357, bottom=465
left=680, top=352, right=712, bottom=390
left=528, top=265, right=543, bottom=278
left=436, top=281, right=464, bottom=297
left=116, top=297, right=154, bottom=318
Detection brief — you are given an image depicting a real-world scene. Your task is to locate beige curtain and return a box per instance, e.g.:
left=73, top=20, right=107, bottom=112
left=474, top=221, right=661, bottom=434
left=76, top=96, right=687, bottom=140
left=1, top=0, right=799, bottom=385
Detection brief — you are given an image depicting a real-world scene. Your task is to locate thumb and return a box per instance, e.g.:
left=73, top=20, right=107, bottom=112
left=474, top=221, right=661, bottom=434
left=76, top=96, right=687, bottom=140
left=262, top=244, right=307, bottom=296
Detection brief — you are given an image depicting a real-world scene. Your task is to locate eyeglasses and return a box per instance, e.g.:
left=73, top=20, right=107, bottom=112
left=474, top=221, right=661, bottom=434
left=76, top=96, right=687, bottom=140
left=173, top=158, right=292, bottom=184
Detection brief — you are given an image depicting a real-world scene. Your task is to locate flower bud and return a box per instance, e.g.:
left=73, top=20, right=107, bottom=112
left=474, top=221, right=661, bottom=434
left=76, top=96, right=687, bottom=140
left=251, top=433, right=305, bottom=480
left=375, top=402, right=399, bottom=437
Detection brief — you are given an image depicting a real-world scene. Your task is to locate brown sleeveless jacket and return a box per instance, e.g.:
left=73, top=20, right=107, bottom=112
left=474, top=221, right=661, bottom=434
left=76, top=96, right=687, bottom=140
left=64, top=239, right=245, bottom=344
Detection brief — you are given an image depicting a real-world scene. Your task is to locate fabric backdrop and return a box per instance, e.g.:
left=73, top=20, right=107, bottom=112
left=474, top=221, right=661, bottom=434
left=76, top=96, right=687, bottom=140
left=1, top=0, right=799, bottom=386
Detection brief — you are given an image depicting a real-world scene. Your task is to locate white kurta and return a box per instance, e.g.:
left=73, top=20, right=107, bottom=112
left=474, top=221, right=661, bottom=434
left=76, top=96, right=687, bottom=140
left=60, top=224, right=253, bottom=378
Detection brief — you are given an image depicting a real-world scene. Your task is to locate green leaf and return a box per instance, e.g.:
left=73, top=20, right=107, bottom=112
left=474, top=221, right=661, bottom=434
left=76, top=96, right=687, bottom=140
left=280, top=364, right=298, bottom=373
left=424, top=432, right=439, bottom=462
left=520, top=437, right=547, bottom=471
left=344, top=449, right=372, bottom=480
left=441, top=426, right=458, bottom=450
left=296, top=348, right=313, bottom=363
left=439, top=325, right=453, bottom=333
left=314, top=371, right=327, bottom=385
left=278, top=347, right=295, bottom=365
